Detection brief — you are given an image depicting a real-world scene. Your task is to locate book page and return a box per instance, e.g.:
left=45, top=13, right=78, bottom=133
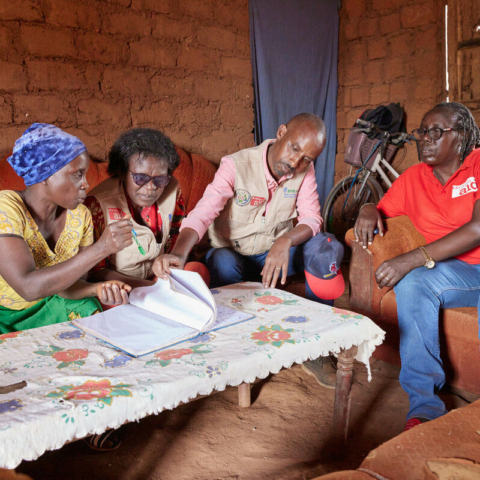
left=203, top=304, right=254, bottom=332
left=169, top=269, right=216, bottom=312
left=128, top=281, right=213, bottom=331
left=72, top=305, right=197, bottom=357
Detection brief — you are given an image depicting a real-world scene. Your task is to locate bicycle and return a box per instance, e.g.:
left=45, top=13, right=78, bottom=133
left=322, top=119, right=414, bottom=244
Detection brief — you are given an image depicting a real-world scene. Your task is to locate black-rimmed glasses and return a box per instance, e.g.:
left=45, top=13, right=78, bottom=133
left=412, top=127, right=462, bottom=141
left=129, top=170, right=171, bottom=188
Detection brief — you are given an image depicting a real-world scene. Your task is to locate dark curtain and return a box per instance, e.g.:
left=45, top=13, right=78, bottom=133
left=249, top=0, right=341, bottom=206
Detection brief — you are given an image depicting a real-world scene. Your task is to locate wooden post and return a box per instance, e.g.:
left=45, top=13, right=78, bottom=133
left=238, top=382, right=251, bottom=407
left=332, top=346, right=357, bottom=446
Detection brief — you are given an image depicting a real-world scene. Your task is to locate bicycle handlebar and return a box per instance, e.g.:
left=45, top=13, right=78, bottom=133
left=354, top=119, right=416, bottom=143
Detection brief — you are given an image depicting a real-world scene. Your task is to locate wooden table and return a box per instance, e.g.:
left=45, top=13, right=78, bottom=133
left=0, top=283, right=384, bottom=468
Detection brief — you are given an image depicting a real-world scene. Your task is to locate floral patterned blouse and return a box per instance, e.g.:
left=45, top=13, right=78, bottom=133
left=0, top=191, right=94, bottom=310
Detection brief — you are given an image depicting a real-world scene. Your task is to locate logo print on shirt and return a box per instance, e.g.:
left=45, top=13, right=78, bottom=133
left=452, top=176, right=478, bottom=198
left=283, top=187, right=298, bottom=198
left=250, top=196, right=266, bottom=206
left=235, top=189, right=251, bottom=206
left=108, top=208, right=126, bottom=220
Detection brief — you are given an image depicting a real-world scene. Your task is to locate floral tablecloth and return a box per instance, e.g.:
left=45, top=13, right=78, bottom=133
left=0, top=283, right=385, bottom=469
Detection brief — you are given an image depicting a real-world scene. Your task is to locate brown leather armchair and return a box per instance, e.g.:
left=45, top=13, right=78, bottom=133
left=345, top=216, right=480, bottom=395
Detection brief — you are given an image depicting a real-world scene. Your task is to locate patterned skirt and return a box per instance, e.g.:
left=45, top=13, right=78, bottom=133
left=0, top=295, right=101, bottom=334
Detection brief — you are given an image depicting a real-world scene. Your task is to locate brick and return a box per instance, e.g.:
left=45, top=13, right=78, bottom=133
left=358, top=17, right=378, bottom=37
left=344, top=63, right=364, bottom=86
left=19, top=26, right=76, bottom=58
left=336, top=110, right=348, bottom=130
left=27, top=61, right=86, bottom=91
left=414, top=77, right=437, bottom=102
left=368, top=37, right=387, bottom=60
left=388, top=32, right=413, bottom=58
left=213, top=5, right=249, bottom=32
left=68, top=127, right=109, bottom=160
left=178, top=0, right=214, bottom=21
left=379, top=13, right=401, bottom=35
left=413, top=52, right=440, bottom=78
left=13, top=93, right=74, bottom=125
left=102, top=0, right=131, bottom=7
left=344, top=19, right=359, bottom=40
left=151, top=17, right=195, bottom=40
left=414, top=27, right=440, bottom=52
left=0, top=125, right=29, bottom=157
left=401, top=4, right=437, bottom=29
left=370, top=83, right=390, bottom=105
left=384, top=57, right=405, bottom=80
left=237, top=132, right=255, bottom=151
left=0, top=26, right=14, bottom=61
left=177, top=47, right=209, bottom=71
left=76, top=99, right=131, bottom=130
left=0, top=61, right=27, bottom=92
left=344, top=0, right=366, bottom=18
left=389, top=81, right=408, bottom=102
left=102, top=67, right=152, bottom=97
left=372, top=0, right=404, bottom=10
left=365, top=61, right=384, bottom=84
left=76, top=33, right=128, bottom=64
left=43, top=0, right=102, bottom=30
left=219, top=103, right=253, bottom=127
left=84, top=65, right=103, bottom=92
left=350, top=86, right=370, bottom=107
left=200, top=129, right=240, bottom=159
left=220, top=57, right=252, bottom=79
left=235, top=33, right=251, bottom=57
left=0, top=0, right=42, bottom=21
left=103, top=13, right=152, bottom=37
left=131, top=101, right=178, bottom=126
left=150, top=75, right=195, bottom=98
left=346, top=108, right=363, bottom=128
left=236, top=83, right=253, bottom=108
left=0, top=97, right=13, bottom=124
left=195, top=77, right=234, bottom=102
left=178, top=104, right=219, bottom=126
left=345, top=41, right=367, bottom=65
left=196, top=26, right=237, bottom=51
left=129, top=39, right=177, bottom=68
left=131, top=0, right=171, bottom=14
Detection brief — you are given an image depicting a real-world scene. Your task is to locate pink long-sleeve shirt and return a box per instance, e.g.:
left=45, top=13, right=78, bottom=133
left=180, top=140, right=323, bottom=241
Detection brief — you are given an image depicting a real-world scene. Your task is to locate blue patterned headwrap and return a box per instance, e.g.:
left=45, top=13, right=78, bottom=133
left=8, top=123, right=87, bottom=186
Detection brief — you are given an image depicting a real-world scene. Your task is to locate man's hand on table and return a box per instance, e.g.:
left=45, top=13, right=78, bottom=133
left=261, top=237, right=292, bottom=288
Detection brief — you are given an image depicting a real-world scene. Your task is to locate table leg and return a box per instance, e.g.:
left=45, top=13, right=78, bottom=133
left=332, top=346, right=357, bottom=446
left=238, top=382, right=251, bottom=407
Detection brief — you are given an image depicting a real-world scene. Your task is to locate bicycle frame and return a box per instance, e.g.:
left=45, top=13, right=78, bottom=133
left=368, top=150, right=400, bottom=188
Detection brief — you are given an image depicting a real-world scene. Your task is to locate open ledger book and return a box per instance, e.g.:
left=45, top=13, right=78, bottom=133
left=72, top=270, right=254, bottom=357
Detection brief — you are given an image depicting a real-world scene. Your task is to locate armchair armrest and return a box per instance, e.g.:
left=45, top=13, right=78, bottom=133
left=345, top=216, right=425, bottom=316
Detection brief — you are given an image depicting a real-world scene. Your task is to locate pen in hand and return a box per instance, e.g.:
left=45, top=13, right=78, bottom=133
left=132, top=229, right=146, bottom=255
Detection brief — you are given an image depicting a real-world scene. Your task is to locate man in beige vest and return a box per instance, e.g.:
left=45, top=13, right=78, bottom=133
left=153, top=114, right=345, bottom=387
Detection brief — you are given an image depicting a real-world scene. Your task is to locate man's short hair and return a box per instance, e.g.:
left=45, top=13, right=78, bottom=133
left=286, top=113, right=325, bottom=136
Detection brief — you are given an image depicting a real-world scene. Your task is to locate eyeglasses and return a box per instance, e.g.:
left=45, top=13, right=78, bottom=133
left=411, top=127, right=462, bottom=141
left=129, top=170, right=171, bottom=188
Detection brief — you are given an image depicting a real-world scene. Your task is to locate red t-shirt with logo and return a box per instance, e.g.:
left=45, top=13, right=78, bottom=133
left=377, top=148, right=480, bottom=264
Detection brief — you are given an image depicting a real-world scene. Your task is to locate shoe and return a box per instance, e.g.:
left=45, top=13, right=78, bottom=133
left=84, top=429, right=121, bottom=452
left=301, top=356, right=336, bottom=389
left=403, top=417, right=429, bottom=432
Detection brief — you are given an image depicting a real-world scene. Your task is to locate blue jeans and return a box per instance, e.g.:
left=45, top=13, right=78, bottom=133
left=204, top=236, right=339, bottom=306
left=394, top=258, right=480, bottom=421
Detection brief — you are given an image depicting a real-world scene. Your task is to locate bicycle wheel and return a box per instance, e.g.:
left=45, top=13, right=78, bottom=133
left=322, top=175, right=383, bottom=244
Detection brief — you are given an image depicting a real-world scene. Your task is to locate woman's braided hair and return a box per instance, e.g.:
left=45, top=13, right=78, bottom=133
left=434, top=101, right=480, bottom=162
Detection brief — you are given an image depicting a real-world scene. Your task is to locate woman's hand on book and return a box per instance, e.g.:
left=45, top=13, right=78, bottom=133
left=152, top=254, right=186, bottom=279
left=96, top=280, right=132, bottom=305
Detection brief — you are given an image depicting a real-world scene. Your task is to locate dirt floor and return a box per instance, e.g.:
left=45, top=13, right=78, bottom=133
left=13, top=274, right=473, bottom=480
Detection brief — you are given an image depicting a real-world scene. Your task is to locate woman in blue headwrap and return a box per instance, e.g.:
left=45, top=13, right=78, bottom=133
left=0, top=123, right=134, bottom=333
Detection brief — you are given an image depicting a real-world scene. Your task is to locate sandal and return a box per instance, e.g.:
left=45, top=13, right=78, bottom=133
left=84, top=429, right=121, bottom=452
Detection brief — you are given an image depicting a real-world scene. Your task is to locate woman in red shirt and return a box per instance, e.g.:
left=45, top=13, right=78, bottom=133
left=355, top=102, right=480, bottom=432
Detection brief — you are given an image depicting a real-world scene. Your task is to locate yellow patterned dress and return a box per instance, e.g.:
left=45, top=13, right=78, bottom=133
left=0, top=191, right=101, bottom=333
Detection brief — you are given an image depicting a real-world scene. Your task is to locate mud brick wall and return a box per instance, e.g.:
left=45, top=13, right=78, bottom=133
left=0, top=0, right=254, bottom=163
left=336, top=0, right=445, bottom=182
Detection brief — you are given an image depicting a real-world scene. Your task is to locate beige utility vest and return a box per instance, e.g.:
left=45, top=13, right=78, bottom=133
left=89, top=177, right=179, bottom=279
left=208, top=140, right=308, bottom=256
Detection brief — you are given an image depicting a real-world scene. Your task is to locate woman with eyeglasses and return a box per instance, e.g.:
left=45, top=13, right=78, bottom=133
left=85, top=128, right=205, bottom=290
left=354, top=102, right=480, bottom=432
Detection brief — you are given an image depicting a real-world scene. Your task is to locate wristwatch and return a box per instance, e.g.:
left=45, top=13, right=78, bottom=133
left=419, top=246, right=435, bottom=269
